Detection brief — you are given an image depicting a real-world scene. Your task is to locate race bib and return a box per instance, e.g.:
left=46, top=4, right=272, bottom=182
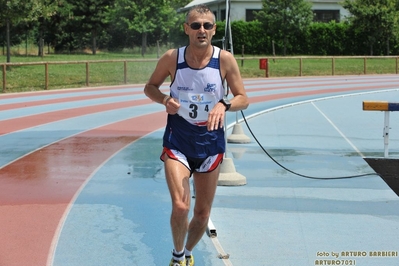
left=178, top=92, right=216, bottom=122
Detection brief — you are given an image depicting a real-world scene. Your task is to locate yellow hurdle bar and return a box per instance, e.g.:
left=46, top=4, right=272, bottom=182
left=363, top=101, right=389, bottom=111
left=362, top=100, right=399, bottom=157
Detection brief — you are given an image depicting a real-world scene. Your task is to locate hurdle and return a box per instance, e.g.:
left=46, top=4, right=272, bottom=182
left=363, top=101, right=399, bottom=158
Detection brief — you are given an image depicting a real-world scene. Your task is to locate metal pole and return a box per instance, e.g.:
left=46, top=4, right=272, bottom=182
left=223, top=0, right=231, bottom=149
left=227, top=1, right=233, bottom=55
left=383, top=111, right=390, bottom=158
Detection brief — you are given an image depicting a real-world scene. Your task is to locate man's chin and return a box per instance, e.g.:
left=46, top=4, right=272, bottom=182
left=194, top=41, right=209, bottom=47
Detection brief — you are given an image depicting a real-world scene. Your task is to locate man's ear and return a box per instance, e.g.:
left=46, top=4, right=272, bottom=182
left=183, top=23, right=189, bottom=35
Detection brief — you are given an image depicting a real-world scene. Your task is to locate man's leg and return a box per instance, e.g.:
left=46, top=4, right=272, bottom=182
left=185, top=165, right=220, bottom=251
left=164, top=155, right=192, bottom=253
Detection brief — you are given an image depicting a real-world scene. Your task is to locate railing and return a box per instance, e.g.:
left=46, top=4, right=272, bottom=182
left=1, top=59, right=158, bottom=93
left=1, top=56, right=398, bottom=93
left=243, top=55, right=399, bottom=78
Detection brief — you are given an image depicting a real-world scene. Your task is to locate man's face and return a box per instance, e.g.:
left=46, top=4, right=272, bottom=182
left=184, top=12, right=216, bottom=48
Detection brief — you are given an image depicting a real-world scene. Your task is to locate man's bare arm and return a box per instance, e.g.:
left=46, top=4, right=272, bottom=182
left=144, top=49, right=176, bottom=105
left=220, top=50, right=249, bottom=112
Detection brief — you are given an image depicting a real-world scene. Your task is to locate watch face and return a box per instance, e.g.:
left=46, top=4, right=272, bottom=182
left=221, top=96, right=231, bottom=111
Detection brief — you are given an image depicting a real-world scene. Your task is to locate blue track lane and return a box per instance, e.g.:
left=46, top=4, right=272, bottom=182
left=1, top=75, right=398, bottom=266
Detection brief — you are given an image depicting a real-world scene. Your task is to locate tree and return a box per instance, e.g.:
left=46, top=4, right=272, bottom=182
left=342, top=0, right=399, bottom=55
left=256, top=0, right=314, bottom=55
left=0, top=0, right=33, bottom=62
left=29, top=0, right=60, bottom=56
left=42, top=1, right=75, bottom=53
left=67, top=0, right=115, bottom=55
left=108, top=0, right=179, bottom=56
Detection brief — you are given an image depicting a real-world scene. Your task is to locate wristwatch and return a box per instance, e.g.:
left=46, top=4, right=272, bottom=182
left=219, top=96, right=231, bottom=111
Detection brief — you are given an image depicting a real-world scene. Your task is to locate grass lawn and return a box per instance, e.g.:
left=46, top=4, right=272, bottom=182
left=1, top=52, right=398, bottom=93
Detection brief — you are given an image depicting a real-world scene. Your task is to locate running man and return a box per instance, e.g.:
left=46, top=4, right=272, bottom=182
left=144, top=4, right=249, bottom=266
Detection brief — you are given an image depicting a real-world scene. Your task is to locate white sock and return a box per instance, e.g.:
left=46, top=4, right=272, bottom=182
left=173, top=249, right=185, bottom=261
left=184, top=247, right=192, bottom=257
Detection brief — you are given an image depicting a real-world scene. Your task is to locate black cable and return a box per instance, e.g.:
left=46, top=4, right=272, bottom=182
left=240, top=110, right=380, bottom=180
left=221, top=0, right=377, bottom=180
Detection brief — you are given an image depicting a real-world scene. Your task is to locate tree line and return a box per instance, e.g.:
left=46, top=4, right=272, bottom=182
left=1, top=0, right=398, bottom=62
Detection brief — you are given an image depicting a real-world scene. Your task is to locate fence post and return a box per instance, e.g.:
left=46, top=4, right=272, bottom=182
left=2, top=64, right=6, bottom=93
left=241, top=45, right=244, bottom=67
left=45, top=63, right=49, bottom=90
left=86, top=62, right=89, bottom=86
left=332, top=57, right=335, bottom=76
left=299, top=58, right=303, bottom=76
left=124, top=61, right=127, bottom=84
left=157, top=40, right=160, bottom=59
left=364, top=57, right=367, bottom=74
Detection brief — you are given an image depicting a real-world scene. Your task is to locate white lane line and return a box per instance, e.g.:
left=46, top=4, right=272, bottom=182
left=311, top=102, right=365, bottom=158
left=207, top=218, right=233, bottom=266
left=45, top=148, right=121, bottom=266
left=229, top=88, right=399, bottom=129
left=46, top=131, right=158, bottom=266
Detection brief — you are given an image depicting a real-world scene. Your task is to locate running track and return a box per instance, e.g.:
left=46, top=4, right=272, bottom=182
left=1, top=75, right=398, bottom=266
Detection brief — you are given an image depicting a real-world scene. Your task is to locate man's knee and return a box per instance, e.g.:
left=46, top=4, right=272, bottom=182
left=193, top=209, right=210, bottom=224
left=172, top=201, right=190, bottom=217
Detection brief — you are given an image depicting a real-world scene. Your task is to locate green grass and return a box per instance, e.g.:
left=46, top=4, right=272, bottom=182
left=1, top=52, right=398, bottom=93
left=1, top=54, right=159, bottom=92
left=239, top=57, right=399, bottom=77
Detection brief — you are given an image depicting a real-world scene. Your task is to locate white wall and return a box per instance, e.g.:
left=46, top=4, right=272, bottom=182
left=312, top=2, right=351, bottom=20
left=183, top=0, right=350, bottom=21
left=230, top=2, right=262, bottom=21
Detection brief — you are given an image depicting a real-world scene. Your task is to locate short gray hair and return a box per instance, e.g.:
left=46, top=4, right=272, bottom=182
left=186, top=5, right=215, bottom=23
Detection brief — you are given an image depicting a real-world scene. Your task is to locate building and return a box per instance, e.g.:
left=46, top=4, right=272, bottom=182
left=180, top=0, right=350, bottom=23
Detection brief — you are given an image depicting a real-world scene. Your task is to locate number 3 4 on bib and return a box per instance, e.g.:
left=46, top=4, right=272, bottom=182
left=178, top=92, right=216, bottom=122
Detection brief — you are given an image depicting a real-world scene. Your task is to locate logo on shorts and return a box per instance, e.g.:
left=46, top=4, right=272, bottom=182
left=204, top=83, right=216, bottom=92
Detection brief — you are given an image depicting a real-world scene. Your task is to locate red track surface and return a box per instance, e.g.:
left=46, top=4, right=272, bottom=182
left=0, top=103, right=166, bottom=265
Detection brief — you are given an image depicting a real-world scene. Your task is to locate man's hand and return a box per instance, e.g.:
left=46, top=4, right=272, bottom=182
left=207, top=102, right=226, bottom=131
left=164, top=97, right=180, bottom=115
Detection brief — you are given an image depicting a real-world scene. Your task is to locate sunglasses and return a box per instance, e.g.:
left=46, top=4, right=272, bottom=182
left=187, top=22, right=214, bottom=30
